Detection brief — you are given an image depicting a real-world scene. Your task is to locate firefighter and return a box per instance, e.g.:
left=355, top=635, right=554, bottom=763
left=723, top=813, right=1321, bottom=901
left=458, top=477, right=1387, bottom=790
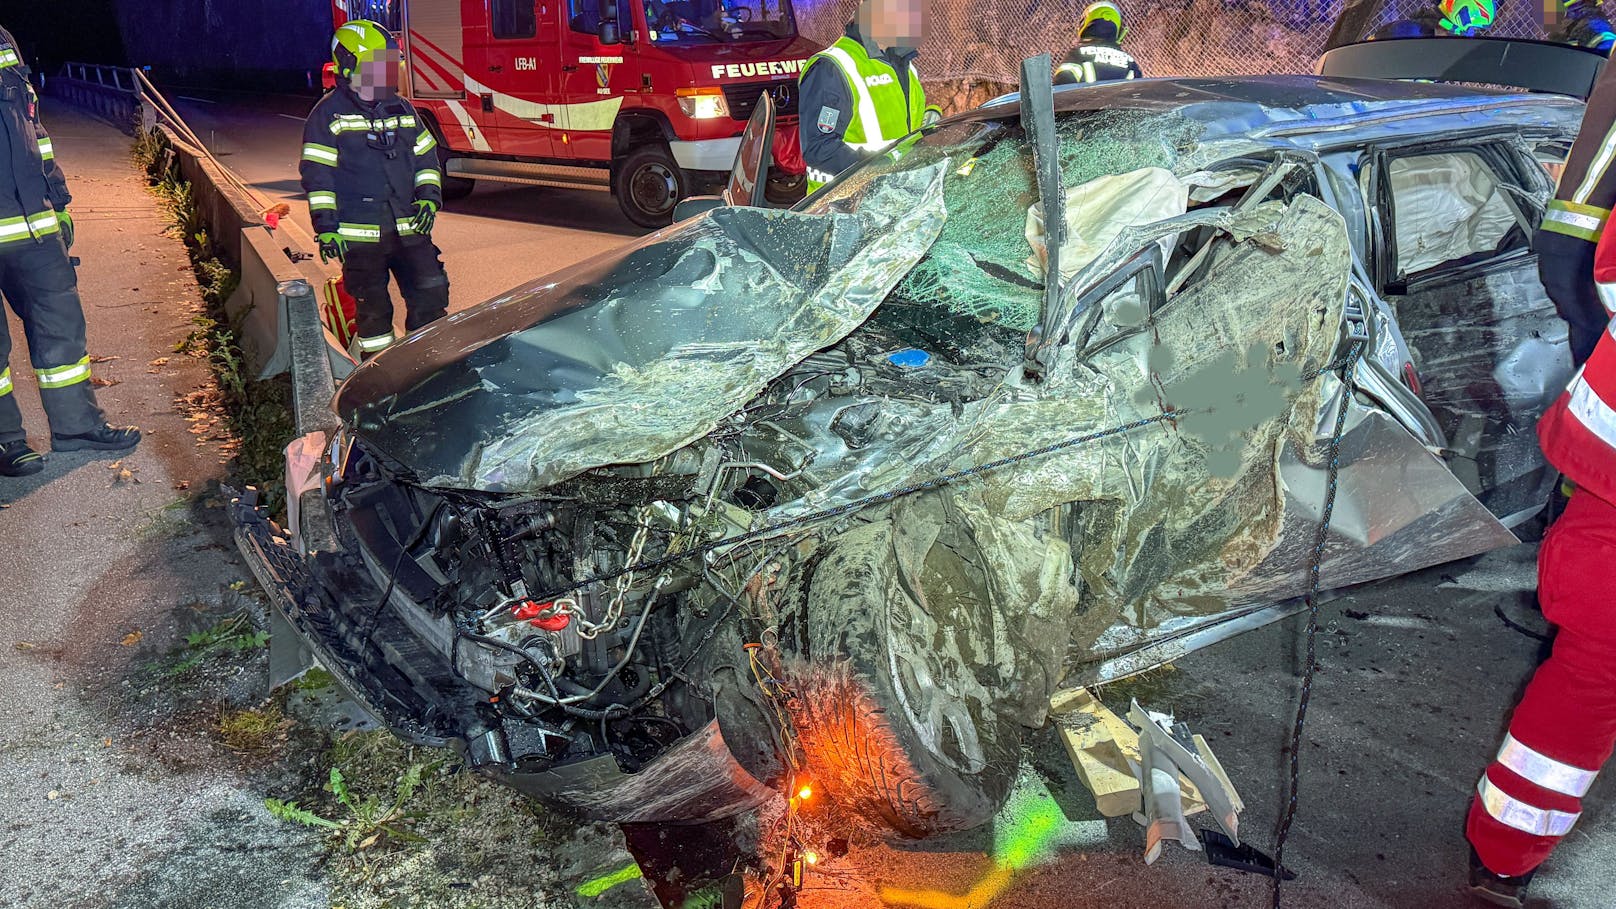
left=1465, top=58, right=1616, bottom=908
left=1535, top=57, right=1616, bottom=367
left=1055, top=2, right=1143, bottom=85
left=798, top=0, right=930, bottom=193
left=1549, top=0, right=1616, bottom=53
left=1370, top=0, right=1494, bottom=37
left=0, top=25, right=138, bottom=477
left=300, top=19, right=448, bottom=359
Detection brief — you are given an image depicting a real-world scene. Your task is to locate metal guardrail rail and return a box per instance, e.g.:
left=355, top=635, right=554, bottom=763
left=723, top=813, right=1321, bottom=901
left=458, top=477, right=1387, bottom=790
left=52, top=61, right=343, bottom=435
left=60, top=62, right=139, bottom=93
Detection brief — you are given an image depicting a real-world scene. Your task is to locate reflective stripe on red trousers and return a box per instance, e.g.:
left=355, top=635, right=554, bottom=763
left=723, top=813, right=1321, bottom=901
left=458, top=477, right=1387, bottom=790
left=1467, top=490, right=1616, bottom=876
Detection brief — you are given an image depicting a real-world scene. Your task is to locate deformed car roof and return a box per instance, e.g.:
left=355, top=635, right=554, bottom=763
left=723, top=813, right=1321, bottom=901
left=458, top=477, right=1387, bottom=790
left=979, top=74, right=1584, bottom=147
left=335, top=76, right=1581, bottom=493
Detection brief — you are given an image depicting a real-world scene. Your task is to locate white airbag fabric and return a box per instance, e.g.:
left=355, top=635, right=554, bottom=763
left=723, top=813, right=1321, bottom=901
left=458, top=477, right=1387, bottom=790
left=1026, top=167, right=1189, bottom=281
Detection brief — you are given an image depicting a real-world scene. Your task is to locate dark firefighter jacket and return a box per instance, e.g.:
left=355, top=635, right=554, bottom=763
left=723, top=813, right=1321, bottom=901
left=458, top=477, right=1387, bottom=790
left=1055, top=35, right=1143, bottom=84
left=1543, top=60, right=1616, bottom=246
left=0, top=27, right=69, bottom=247
left=299, top=85, right=442, bottom=243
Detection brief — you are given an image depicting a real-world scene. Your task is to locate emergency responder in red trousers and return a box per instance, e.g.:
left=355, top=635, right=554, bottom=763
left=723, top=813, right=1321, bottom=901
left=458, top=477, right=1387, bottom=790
left=300, top=19, right=448, bottom=359
left=1464, top=64, right=1616, bottom=905
left=1464, top=232, right=1616, bottom=907
left=1537, top=51, right=1616, bottom=367
left=0, top=25, right=139, bottom=477
left=1055, top=2, right=1143, bottom=85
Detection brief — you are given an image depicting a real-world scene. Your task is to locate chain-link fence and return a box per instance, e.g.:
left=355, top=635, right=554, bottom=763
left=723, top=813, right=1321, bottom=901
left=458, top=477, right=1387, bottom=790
left=795, top=0, right=1577, bottom=113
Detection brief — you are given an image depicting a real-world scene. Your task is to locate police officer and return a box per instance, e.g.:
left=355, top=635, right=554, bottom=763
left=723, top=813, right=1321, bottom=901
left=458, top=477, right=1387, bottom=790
left=0, top=24, right=139, bottom=477
left=300, top=19, right=447, bottom=359
left=799, top=0, right=930, bottom=193
left=1055, top=2, right=1143, bottom=85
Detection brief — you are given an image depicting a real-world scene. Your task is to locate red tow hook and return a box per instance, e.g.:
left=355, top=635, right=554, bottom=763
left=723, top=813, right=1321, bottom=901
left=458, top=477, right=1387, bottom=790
left=513, top=600, right=572, bottom=631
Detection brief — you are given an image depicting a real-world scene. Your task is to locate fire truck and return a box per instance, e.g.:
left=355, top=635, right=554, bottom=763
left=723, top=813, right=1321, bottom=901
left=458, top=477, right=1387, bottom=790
left=329, top=0, right=818, bottom=226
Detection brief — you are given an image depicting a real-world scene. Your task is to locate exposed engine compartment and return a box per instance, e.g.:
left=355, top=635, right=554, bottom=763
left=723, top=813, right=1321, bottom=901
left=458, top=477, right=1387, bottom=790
left=327, top=311, right=1019, bottom=786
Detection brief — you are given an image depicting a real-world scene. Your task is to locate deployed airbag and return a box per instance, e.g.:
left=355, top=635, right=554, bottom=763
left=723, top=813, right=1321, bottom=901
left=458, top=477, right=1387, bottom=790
left=1025, top=167, right=1190, bottom=281
left=1388, top=153, right=1518, bottom=276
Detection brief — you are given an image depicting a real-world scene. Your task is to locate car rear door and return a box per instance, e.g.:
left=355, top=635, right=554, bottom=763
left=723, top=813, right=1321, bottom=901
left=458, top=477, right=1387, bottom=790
left=1363, top=134, right=1572, bottom=523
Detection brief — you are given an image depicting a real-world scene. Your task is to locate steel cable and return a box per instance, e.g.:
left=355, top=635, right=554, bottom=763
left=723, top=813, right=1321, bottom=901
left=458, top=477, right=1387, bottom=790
left=1272, top=338, right=1366, bottom=907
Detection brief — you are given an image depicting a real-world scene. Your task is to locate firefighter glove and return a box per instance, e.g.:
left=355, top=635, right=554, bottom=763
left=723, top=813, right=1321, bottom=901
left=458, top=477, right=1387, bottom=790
left=410, top=199, right=438, bottom=236
left=318, top=232, right=348, bottom=264
left=57, top=210, right=74, bottom=250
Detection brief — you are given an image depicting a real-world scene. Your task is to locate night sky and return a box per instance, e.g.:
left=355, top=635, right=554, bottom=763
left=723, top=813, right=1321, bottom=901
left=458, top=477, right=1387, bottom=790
left=0, top=0, right=129, bottom=69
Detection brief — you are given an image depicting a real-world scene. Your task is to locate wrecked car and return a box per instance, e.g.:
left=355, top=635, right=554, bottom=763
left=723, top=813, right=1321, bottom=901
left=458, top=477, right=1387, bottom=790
left=236, top=69, right=1585, bottom=841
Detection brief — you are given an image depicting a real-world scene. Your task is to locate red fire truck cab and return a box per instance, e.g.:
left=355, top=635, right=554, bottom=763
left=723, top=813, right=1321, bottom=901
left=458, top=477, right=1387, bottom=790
left=332, top=0, right=818, bottom=226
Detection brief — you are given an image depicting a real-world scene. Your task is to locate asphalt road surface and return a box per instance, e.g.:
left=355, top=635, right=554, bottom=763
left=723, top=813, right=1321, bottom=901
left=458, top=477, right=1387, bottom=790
left=164, top=86, right=646, bottom=316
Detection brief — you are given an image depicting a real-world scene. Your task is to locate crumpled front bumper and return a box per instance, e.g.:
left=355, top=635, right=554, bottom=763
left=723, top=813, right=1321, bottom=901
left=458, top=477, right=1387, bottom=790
left=229, top=486, right=774, bottom=824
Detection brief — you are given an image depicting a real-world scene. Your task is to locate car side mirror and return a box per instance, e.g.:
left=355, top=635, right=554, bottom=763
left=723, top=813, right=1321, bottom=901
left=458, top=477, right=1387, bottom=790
left=598, top=20, right=622, bottom=44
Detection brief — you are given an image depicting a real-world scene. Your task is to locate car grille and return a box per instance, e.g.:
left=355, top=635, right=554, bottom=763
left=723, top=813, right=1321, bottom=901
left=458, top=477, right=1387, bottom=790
left=722, top=81, right=800, bottom=122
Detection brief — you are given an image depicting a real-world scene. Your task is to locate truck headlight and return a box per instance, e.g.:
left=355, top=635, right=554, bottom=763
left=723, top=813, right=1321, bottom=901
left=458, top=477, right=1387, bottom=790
left=677, top=87, right=730, bottom=119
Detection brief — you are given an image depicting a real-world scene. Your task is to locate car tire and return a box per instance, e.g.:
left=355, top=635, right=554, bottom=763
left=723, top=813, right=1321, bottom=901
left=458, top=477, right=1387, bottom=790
left=764, top=170, right=806, bottom=207
left=789, top=517, right=1020, bottom=838
left=616, top=145, right=686, bottom=228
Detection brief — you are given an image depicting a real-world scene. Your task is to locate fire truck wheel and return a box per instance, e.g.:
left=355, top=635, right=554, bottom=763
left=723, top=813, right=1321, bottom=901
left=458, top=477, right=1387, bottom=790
left=617, top=145, right=686, bottom=228
left=440, top=172, right=476, bottom=202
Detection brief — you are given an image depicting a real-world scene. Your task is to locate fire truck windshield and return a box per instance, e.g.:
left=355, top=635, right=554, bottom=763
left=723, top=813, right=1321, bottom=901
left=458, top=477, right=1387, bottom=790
left=644, top=0, right=798, bottom=41
left=343, top=0, right=403, bottom=31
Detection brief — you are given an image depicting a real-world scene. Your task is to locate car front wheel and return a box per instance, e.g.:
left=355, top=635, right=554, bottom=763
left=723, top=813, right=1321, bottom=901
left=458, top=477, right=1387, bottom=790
left=788, top=516, right=1021, bottom=838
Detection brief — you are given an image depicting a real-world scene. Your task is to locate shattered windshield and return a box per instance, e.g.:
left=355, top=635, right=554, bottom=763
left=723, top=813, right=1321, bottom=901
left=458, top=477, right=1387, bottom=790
left=340, top=104, right=1215, bottom=494
left=336, top=162, right=949, bottom=493
left=807, top=109, right=1202, bottom=335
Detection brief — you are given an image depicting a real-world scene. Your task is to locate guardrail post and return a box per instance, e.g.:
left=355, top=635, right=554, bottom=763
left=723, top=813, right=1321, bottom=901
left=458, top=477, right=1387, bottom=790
left=280, top=280, right=340, bottom=436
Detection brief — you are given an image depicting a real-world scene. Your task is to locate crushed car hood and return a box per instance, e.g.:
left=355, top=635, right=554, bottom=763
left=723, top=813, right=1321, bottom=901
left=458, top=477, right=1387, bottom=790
left=333, top=163, right=950, bottom=493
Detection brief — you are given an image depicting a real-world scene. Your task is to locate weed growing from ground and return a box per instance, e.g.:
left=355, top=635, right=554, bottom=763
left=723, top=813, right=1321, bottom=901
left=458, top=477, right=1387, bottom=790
left=135, top=127, right=294, bottom=516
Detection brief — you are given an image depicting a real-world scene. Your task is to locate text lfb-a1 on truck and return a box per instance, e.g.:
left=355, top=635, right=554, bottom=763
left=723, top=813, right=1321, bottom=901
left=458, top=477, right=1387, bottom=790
left=332, top=0, right=819, bottom=226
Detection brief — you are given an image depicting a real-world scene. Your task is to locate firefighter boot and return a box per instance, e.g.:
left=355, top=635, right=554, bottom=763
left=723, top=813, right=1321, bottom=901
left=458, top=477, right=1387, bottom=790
left=1469, top=848, right=1535, bottom=908
left=52, top=424, right=141, bottom=452
left=0, top=440, right=44, bottom=476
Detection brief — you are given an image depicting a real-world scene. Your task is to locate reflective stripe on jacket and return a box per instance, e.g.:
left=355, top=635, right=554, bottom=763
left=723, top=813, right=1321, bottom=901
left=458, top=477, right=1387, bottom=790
left=0, top=27, right=68, bottom=247
left=802, top=35, right=927, bottom=192
left=299, top=87, right=441, bottom=242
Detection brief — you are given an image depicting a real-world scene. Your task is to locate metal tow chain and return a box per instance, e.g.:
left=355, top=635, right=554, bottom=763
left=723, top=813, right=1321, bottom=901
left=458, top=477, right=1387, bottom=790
left=1272, top=338, right=1367, bottom=907
left=530, top=408, right=1192, bottom=603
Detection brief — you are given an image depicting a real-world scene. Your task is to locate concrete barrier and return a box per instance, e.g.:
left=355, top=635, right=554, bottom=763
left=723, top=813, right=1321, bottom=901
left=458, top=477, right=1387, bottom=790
left=51, top=78, right=350, bottom=436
